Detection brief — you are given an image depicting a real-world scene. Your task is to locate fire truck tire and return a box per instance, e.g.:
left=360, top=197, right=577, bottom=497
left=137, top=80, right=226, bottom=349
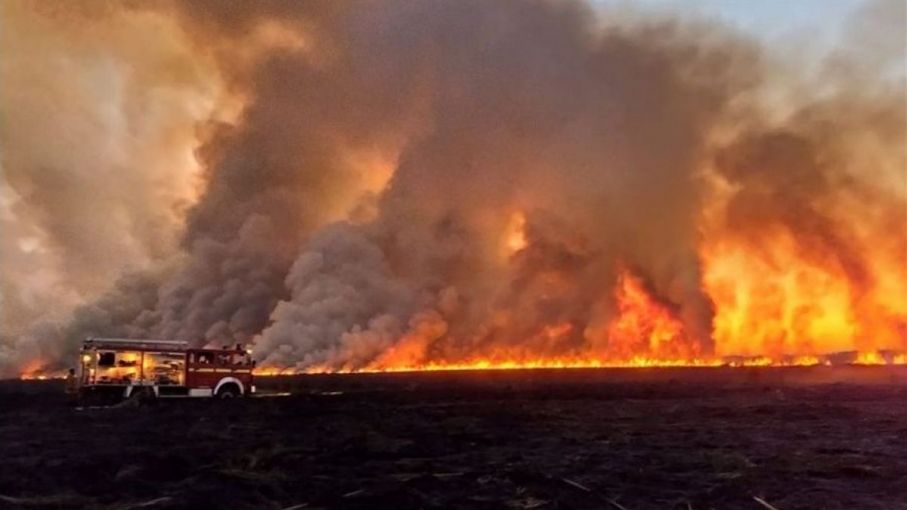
left=216, top=384, right=240, bottom=399
left=129, top=387, right=157, bottom=406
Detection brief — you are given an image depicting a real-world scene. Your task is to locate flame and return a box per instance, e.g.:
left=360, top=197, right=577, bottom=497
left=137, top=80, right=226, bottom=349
left=22, top=204, right=907, bottom=378
left=310, top=357, right=724, bottom=373
left=853, top=351, right=907, bottom=365
left=702, top=230, right=906, bottom=359
left=23, top=241, right=900, bottom=378
left=253, top=263, right=905, bottom=375
left=504, top=211, right=528, bottom=255
left=604, top=270, right=698, bottom=361
left=254, top=352, right=906, bottom=376
left=17, top=359, right=65, bottom=380
left=19, top=371, right=65, bottom=381
left=252, top=367, right=295, bottom=377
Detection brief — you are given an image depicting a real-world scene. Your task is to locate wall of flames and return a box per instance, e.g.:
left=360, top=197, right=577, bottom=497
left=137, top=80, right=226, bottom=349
left=18, top=197, right=907, bottom=379
left=253, top=229, right=906, bottom=375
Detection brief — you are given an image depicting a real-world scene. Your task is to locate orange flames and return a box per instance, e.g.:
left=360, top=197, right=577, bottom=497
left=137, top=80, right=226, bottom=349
left=255, top=352, right=906, bottom=377
left=604, top=270, right=699, bottom=361
left=18, top=370, right=67, bottom=381
left=19, top=252, right=906, bottom=379
left=18, top=211, right=906, bottom=380
left=18, top=365, right=65, bottom=381
left=701, top=222, right=906, bottom=360
left=253, top=261, right=905, bottom=376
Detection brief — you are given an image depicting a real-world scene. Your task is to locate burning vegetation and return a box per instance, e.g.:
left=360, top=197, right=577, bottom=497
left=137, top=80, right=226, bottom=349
left=1, top=0, right=905, bottom=379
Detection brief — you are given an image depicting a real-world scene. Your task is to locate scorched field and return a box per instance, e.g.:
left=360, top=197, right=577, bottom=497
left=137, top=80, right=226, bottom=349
left=1, top=367, right=907, bottom=510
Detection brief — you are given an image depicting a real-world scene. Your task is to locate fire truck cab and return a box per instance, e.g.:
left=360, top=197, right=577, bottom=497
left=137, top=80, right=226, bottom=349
left=79, top=337, right=255, bottom=403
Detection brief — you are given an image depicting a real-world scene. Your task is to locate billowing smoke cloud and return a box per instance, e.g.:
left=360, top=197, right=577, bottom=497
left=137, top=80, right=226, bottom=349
left=1, top=0, right=904, bottom=377
left=246, top=0, right=753, bottom=370
left=0, top=1, right=225, bottom=372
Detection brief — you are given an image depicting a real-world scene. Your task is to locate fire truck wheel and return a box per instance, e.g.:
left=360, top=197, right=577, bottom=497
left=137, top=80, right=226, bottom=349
left=216, top=385, right=240, bottom=399
left=130, top=387, right=157, bottom=406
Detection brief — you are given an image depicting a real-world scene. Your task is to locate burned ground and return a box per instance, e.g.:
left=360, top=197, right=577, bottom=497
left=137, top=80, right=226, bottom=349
left=1, top=367, right=907, bottom=510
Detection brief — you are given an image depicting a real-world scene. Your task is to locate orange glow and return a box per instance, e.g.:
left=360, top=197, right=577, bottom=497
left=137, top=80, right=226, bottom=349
left=853, top=351, right=907, bottom=365
left=252, top=352, right=906, bottom=376
left=17, top=359, right=65, bottom=380
left=505, top=211, right=528, bottom=254
left=19, top=371, right=65, bottom=381
left=252, top=367, right=295, bottom=377
left=604, top=270, right=698, bottom=361
left=253, top=264, right=905, bottom=376
left=702, top=229, right=906, bottom=359
left=308, top=357, right=725, bottom=373
left=28, top=206, right=907, bottom=378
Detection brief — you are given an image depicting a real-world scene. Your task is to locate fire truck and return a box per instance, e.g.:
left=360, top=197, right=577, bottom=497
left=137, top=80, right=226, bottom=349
left=78, top=337, right=255, bottom=403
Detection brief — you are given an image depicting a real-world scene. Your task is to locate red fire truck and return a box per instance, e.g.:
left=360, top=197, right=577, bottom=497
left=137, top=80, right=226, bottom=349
left=79, top=337, right=255, bottom=403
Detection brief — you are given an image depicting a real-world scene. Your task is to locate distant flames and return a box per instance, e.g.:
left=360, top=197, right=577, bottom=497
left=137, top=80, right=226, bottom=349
left=19, top=373, right=60, bottom=381
left=251, top=353, right=906, bottom=377
left=703, top=236, right=903, bottom=359
left=16, top=244, right=906, bottom=380
left=23, top=227, right=901, bottom=380
left=18, top=359, right=64, bottom=380
left=249, top=260, right=906, bottom=376
left=604, top=270, right=699, bottom=361
left=24, top=352, right=905, bottom=379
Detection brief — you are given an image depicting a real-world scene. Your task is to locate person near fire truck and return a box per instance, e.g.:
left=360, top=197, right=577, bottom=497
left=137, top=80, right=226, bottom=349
left=64, top=368, right=79, bottom=403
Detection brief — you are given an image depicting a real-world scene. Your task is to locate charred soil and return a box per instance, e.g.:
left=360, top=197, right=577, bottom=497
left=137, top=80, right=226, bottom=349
left=1, top=367, right=907, bottom=510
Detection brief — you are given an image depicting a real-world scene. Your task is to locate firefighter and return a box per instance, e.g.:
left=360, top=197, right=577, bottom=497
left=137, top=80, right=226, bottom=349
left=64, top=368, right=79, bottom=404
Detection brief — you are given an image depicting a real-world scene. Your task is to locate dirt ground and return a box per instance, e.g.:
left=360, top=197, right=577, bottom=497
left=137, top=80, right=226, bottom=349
left=1, top=367, right=907, bottom=510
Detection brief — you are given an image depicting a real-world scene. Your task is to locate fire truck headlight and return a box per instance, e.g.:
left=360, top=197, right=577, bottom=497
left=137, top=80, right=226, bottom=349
left=82, top=354, right=91, bottom=363
left=251, top=385, right=256, bottom=394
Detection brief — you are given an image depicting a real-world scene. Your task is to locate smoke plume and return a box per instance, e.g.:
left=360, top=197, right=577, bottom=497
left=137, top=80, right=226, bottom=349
left=1, top=0, right=904, bottom=376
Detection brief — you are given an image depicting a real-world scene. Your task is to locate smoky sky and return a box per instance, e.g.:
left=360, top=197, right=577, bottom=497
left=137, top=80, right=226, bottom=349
left=1, top=0, right=903, bottom=376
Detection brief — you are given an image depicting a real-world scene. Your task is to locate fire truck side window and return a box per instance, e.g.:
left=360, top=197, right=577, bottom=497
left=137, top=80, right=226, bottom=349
left=193, top=352, right=214, bottom=364
left=98, top=352, right=116, bottom=367
left=216, top=353, right=232, bottom=366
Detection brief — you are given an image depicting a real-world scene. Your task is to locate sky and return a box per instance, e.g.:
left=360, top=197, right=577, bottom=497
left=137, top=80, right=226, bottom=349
left=607, top=0, right=865, bottom=45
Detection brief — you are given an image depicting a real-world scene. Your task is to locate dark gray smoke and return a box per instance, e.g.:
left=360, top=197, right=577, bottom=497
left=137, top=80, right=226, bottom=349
left=1, top=0, right=903, bottom=376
